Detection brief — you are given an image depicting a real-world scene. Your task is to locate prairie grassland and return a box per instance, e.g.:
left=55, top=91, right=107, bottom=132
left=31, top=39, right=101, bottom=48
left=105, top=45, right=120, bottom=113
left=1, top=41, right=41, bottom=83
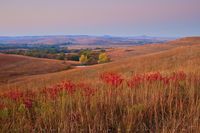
left=0, top=38, right=200, bottom=132
left=0, top=53, right=78, bottom=85
left=107, top=37, right=200, bottom=61
left=0, top=71, right=200, bottom=132
left=1, top=43, right=199, bottom=91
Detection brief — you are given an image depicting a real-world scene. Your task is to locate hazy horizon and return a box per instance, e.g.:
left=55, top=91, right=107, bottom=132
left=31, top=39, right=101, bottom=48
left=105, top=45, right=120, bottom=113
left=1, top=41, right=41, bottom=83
left=0, top=34, right=181, bottom=39
left=0, top=0, right=200, bottom=37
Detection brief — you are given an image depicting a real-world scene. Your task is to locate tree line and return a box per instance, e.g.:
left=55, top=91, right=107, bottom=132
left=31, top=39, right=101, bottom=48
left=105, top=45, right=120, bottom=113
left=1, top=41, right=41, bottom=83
left=2, top=46, right=110, bottom=65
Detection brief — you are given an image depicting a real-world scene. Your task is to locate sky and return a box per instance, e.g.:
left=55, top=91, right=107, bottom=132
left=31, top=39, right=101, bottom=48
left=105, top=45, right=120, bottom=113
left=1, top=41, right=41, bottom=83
left=0, top=0, right=200, bottom=37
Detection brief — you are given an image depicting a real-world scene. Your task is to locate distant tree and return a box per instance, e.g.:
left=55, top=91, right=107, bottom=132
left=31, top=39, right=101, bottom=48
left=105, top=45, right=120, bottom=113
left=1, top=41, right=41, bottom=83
left=87, top=52, right=99, bottom=65
left=79, top=55, right=88, bottom=65
left=57, top=52, right=66, bottom=60
left=98, top=53, right=110, bottom=64
left=87, top=56, right=98, bottom=65
left=79, top=49, right=92, bottom=57
left=100, top=49, right=106, bottom=52
left=66, top=54, right=80, bottom=61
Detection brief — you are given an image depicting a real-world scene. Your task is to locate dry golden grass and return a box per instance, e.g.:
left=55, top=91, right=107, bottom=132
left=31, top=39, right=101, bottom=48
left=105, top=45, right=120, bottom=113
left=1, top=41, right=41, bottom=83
left=0, top=37, right=200, bottom=132
left=0, top=53, right=79, bottom=86
left=0, top=68, right=199, bottom=132
left=107, top=36, right=200, bottom=61
left=1, top=37, right=199, bottom=91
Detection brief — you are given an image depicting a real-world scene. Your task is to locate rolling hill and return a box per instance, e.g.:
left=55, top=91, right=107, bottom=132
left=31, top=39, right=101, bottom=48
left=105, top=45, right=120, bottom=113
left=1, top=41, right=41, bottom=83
left=0, top=35, right=173, bottom=46
left=0, top=54, right=79, bottom=85
left=0, top=37, right=199, bottom=90
left=0, top=36, right=200, bottom=132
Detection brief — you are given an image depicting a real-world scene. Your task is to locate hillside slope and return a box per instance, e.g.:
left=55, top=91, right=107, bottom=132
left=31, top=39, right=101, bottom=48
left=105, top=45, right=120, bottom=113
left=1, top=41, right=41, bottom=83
left=1, top=37, right=199, bottom=90
left=0, top=54, right=78, bottom=85
left=107, top=36, right=200, bottom=60
left=0, top=35, right=171, bottom=45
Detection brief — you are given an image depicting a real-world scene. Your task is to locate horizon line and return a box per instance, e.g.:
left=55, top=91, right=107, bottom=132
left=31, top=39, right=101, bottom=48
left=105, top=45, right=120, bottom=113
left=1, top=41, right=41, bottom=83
left=0, top=34, right=183, bottom=38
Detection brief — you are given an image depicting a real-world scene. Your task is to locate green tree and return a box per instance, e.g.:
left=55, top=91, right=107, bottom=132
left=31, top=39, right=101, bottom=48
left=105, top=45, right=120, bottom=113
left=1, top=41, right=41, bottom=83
left=98, top=53, right=110, bottom=64
left=67, top=54, right=80, bottom=61
left=79, top=49, right=92, bottom=57
left=79, top=55, right=88, bottom=65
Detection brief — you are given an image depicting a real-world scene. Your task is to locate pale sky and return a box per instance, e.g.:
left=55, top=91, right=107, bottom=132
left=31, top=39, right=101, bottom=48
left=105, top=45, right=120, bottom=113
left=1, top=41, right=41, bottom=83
left=0, top=0, right=200, bottom=37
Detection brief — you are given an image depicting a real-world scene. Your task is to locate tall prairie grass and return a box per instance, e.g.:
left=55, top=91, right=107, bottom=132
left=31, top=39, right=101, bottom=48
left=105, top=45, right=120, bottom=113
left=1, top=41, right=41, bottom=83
left=0, top=71, right=200, bottom=132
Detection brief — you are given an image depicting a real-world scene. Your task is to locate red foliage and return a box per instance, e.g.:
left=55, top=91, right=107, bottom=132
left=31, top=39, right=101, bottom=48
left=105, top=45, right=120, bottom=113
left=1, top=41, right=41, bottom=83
left=145, top=72, right=163, bottom=82
left=161, top=77, right=171, bottom=85
left=23, top=98, right=33, bottom=109
left=170, top=71, right=187, bottom=82
left=41, top=81, right=96, bottom=100
left=127, top=74, right=145, bottom=88
left=61, top=81, right=76, bottom=94
left=1, top=90, right=36, bottom=109
left=3, top=89, right=36, bottom=101
left=127, top=71, right=187, bottom=88
left=77, top=83, right=96, bottom=97
left=3, top=90, right=24, bottom=101
left=0, top=71, right=189, bottom=111
left=41, top=81, right=76, bottom=99
left=0, top=103, right=6, bottom=110
left=42, top=85, right=61, bottom=99
left=100, top=72, right=124, bottom=87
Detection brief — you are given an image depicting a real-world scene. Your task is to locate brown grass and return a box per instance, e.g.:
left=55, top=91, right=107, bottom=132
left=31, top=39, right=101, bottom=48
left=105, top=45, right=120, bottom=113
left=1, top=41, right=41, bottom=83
left=0, top=37, right=199, bottom=91
left=0, top=53, right=79, bottom=86
left=0, top=71, right=199, bottom=132
left=107, top=36, right=200, bottom=61
left=0, top=37, right=200, bottom=132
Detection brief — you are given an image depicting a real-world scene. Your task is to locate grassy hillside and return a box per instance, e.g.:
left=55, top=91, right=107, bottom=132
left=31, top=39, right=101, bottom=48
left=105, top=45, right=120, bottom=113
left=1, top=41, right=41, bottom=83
left=0, top=54, right=78, bottom=86
left=0, top=35, right=170, bottom=46
left=1, top=37, right=199, bottom=90
left=107, top=36, right=200, bottom=60
left=0, top=37, right=200, bottom=132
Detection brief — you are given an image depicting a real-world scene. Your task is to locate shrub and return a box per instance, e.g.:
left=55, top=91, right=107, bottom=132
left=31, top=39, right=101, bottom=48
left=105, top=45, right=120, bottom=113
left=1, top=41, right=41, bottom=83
left=0, top=71, right=200, bottom=132
left=66, top=54, right=80, bottom=61
left=57, top=52, right=66, bottom=60
left=98, top=53, right=110, bottom=63
left=79, top=55, right=88, bottom=65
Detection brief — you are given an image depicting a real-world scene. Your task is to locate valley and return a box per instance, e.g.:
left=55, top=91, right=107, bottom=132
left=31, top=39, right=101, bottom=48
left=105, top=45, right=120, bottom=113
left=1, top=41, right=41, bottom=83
left=0, top=37, right=199, bottom=90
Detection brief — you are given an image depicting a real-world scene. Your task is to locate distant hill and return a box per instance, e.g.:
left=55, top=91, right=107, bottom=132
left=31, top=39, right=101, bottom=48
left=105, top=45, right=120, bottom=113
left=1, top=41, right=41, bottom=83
left=0, top=53, right=78, bottom=85
left=168, top=36, right=200, bottom=44
left=0, top=35, right=175, bottom=46
left=0, top=36, right=199, bottom=90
